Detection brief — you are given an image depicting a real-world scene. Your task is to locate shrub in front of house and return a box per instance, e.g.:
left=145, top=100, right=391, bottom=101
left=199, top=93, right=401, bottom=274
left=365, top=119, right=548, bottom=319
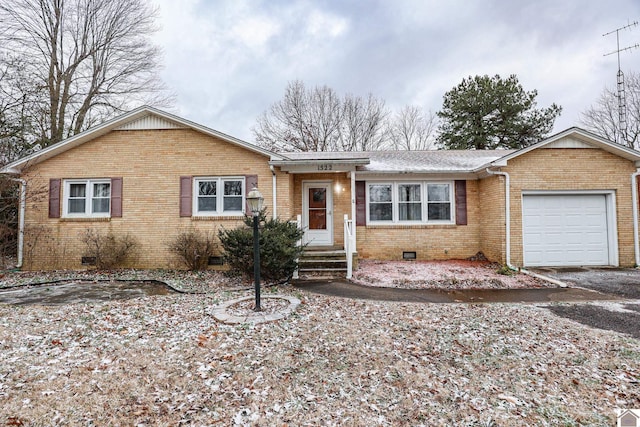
left=167, top=229, right=218, bottom=270
left=81, top=228, right=139, bottom=269
left=218, top=210, right=305, bottom=283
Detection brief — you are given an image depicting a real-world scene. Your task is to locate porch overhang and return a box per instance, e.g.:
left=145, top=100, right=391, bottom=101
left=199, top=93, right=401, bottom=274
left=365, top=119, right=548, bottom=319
left=269, top=158, right=370, bottom=173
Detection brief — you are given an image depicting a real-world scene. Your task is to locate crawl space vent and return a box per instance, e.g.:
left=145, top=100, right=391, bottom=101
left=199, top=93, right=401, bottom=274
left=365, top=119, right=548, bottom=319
left=81, top=256, right=97, bottom=266
left=208, top=256, right=224, bottom=266
left=402, top=251, right=417, bottom=260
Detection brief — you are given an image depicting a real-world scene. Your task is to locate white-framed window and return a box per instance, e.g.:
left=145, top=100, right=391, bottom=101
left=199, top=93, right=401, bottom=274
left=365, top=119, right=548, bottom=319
left=368, top=184, right=392, bottom=221
left=63, top=179, right=111, bottom=218
left=398, top=183, right=422, bottom=221
left=426, top=183, right=451, bottom=221
left=194, top=177, right=245, bottom=216
left=366, top=181, right=454, bottom=224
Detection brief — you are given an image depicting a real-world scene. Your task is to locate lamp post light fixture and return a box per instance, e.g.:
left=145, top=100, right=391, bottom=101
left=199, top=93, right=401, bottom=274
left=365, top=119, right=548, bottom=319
left=246, top=186, right=264, bottom=311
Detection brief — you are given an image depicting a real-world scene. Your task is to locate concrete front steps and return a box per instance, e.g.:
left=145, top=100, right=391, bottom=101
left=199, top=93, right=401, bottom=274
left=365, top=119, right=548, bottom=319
left=297, top=246, right=349, bottom=279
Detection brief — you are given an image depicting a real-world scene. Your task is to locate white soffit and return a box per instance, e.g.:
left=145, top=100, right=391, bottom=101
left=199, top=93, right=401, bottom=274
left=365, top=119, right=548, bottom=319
left=544, top=136, right=595, bottom=149
left=115, top=114, right=186, bottom=130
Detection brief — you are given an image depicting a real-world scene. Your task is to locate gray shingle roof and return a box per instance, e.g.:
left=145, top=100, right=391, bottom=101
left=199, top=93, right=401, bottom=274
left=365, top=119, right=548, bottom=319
left=279, top=150, right=514, bottom=172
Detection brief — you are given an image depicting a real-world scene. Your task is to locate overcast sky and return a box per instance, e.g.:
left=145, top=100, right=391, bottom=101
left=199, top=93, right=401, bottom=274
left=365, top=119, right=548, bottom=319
left=152, top=0, right=640, bottom=142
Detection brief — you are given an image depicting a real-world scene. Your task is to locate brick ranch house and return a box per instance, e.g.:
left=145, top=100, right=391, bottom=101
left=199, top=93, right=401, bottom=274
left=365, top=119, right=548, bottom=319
left=3, top=106, right=640, bottom=276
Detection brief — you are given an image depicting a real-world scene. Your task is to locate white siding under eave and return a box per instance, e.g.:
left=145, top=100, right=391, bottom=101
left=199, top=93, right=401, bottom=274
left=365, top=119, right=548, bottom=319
left=544, top=136, right=596, bottom=149
left=116, top=115, right=186, bottom=131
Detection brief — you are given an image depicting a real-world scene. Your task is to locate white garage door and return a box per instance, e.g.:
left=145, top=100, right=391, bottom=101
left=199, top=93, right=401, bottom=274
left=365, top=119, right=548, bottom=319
left=522, top=194, right=610, bottom=266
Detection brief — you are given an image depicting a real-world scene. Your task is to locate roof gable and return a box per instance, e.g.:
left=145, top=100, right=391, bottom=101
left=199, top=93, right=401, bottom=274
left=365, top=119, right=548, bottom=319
left=1, top=106, right=284, bottom=173
left=484, top=127, right=640, bottom=168
left=115, top=114, right=186, bottom=130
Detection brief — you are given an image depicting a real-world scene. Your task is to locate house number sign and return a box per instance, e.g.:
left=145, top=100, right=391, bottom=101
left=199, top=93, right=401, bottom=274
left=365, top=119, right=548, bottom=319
left=317, top=163, right=333, bottom=171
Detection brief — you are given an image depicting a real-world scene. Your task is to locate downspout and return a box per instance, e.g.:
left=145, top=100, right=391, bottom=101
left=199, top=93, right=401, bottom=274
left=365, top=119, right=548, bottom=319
left=485, top=167, right=567, bottom=287
left=269, top=165, right=277, bottom=219
left=10, top=178, right=26, bottom=269
left=632, top=168, right=640, bottom=267
left=485, top=168, right=514, bottom=269
left=350, top=171, right=356, bottom=252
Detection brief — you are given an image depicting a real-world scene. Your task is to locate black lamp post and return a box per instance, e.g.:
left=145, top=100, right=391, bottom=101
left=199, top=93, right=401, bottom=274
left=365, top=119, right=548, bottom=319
left=246, top=186, right=264, bottom=311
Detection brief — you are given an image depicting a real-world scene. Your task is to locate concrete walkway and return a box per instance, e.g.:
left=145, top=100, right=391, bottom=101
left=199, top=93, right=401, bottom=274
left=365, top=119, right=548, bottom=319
left=292, top=279, right=620, bottom=303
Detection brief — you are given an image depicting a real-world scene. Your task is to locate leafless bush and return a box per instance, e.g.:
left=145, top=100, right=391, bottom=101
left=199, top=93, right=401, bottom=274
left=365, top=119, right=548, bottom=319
left=167, top=229, right=218, bottom=270
left=0, top=178, right=19, bottom=267
left=23, top=224, right=68, bottom=270
left=0, top=224, right=15, bottom=268
left=81, top=228, right=139, bottom=269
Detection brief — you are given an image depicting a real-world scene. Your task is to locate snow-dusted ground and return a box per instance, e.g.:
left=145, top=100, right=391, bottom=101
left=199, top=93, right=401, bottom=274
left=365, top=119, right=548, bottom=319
left=352, top=259, right=553, bottom=289
left=0, top=269, right=638, bottom=425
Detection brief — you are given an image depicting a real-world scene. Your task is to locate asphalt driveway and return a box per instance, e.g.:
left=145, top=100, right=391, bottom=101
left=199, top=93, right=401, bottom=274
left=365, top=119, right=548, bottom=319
left=532, top=267, right=640, bottom=339
left=532, top=267, right=640, bottom=299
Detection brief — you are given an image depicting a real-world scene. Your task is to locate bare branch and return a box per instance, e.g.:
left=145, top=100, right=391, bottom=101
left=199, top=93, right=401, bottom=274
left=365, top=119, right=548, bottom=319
left=387, top=106, right=438, bottom=150
left=0, top=0, right=173, bottom=147
left=580, top=72, right=640, bottom=149
left=253, top=81, right=389, bottom=152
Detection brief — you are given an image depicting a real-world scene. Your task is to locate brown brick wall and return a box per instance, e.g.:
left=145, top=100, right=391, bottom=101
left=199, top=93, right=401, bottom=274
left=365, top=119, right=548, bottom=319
left=355, top=180, right=483, bottom=260
left=22, top=129, right=285, bottom=270
left=478, top=175, right=506, bottom=263
left=499, top=147, right=637, bottom=267
left=20, top=134, right=639, bottom=270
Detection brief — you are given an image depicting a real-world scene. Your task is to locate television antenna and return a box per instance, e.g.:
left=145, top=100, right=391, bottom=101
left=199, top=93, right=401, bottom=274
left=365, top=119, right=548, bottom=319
left=603, top=21, right=639, bottom=145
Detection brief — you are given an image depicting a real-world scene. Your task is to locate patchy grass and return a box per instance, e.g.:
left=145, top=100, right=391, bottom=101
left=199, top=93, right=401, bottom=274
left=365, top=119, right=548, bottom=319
left=0, top=270, right=638, bottom=425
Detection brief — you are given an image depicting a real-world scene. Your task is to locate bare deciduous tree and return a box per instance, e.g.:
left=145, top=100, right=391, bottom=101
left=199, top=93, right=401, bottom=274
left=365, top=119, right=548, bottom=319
left=253, top=80, right=389, bottom=152
left=338, top=93, right=389, bottom=151
left=0, top=0, right=172, bottom=148
left=387, top=105, right=437, bottom=150
left=580, top=71, right=640, bottom=149
left=0, top=55, right=41, bottom=164
left=254, top=81, right=342, bottom=152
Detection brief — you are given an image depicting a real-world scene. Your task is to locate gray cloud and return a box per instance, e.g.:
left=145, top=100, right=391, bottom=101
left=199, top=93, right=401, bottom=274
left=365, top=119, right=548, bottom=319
left=153, top=0, right=640, bottom=141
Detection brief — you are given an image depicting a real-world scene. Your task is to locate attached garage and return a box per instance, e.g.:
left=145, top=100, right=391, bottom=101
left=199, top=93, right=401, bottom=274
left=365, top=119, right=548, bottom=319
left=522, top=193, right=616, bottom=267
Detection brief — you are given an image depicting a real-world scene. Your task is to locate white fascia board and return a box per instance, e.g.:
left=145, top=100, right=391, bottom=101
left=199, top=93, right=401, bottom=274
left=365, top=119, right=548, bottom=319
left=270, top=158, right=370, bottom=173
left=270, top=158, right=370, bottom=166
left=354, top=170, right=480, bottom=180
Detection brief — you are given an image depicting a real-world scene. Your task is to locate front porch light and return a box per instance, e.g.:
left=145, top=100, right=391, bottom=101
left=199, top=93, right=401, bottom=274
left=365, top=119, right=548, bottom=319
left=247, top=186, right=264, bottom=216
left=246, top=186, right=264, bottom=311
